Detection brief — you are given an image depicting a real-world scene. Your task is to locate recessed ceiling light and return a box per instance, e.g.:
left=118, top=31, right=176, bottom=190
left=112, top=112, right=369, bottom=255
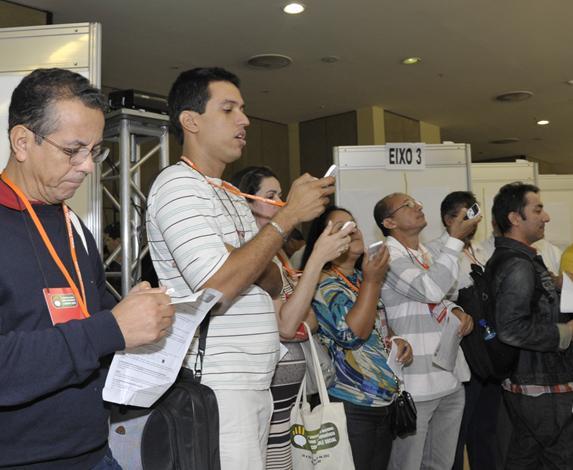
left=402, top=57, right=421, bottom=65
left=537, top=120, right=550, bottom=126
left=283, top=3, right=305, bottom=14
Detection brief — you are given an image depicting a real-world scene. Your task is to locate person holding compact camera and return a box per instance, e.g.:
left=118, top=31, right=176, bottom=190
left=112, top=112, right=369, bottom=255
left=426, top=191, right=500, bottom=470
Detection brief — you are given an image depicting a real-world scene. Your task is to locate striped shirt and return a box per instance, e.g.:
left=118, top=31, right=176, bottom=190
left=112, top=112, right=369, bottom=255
left=381, top=235, right=470, bottom=402
left=426, top=231, right=487, bottom=301
left=146, top=162, right=280, bottom=390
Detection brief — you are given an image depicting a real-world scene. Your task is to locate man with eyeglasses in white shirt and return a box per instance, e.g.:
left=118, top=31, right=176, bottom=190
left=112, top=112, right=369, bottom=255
left=373, top=192, right=480, bottom=470
left=0, top=68, right=175, bottom=469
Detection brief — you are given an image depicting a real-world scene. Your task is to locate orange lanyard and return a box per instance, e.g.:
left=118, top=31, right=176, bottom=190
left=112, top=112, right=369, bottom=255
left=277, top=251, right=302, bottom=279
left=1, top=174, right=90, bottom=318
left=181, top=157, right=286, bottom=207
left=406, top=247, right=430, bottom=270
left=331, top=266, right=360, bottom=293
left=464, top=246, right=483, bottom=267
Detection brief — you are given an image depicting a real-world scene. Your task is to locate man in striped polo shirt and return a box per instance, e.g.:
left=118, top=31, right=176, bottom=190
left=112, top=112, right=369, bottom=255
left=490, top=182, right=573, bottom=470
left=146, top=67, right=334, bottom=470
left=374, top=192, right=479, bottom=470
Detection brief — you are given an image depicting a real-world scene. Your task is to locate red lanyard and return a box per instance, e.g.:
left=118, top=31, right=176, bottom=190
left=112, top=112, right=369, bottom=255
left=1, top=174, right=89, bottom=318
left=331, top=266, right=360, bottom=293
left=277, top=251, right=302, bottom=279
left=181, top=157, right=286, bottom=207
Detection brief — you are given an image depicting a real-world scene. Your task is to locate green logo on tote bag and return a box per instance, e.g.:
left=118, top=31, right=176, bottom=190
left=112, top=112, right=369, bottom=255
left=290, top=422, right=340, bottom=451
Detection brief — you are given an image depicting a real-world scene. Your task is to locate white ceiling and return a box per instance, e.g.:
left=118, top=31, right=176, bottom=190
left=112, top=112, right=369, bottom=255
left=16, top=0, right=573, bottom=169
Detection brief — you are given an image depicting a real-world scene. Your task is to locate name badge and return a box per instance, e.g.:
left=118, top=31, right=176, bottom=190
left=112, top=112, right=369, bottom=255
left=43, top=287, right=85, bottom=325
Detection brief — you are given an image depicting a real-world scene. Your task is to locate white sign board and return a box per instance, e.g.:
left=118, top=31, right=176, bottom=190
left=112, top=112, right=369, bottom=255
left=335, top=143, right=471, bottom=246
left=387, top=143, right=425, bottom=170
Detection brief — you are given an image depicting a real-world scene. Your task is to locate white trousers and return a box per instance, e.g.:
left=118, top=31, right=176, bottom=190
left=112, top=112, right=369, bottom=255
left=215, top=389, right=274, bottom=470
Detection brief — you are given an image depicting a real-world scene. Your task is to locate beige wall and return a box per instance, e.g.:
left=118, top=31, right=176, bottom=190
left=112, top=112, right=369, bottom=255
left=299, top=111, right=357, bottom=178
left=0, top=1, right=49, bottom=27
left=223, top=116, right=290, bottom=191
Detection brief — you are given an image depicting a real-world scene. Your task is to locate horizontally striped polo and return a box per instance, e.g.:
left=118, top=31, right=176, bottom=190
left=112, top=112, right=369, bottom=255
left=381, top=235, right=470, bottom=402
left=146, top=162, right=280, bottom=390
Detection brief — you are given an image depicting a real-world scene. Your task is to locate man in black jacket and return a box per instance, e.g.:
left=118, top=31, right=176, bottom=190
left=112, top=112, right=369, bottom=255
left=491, top=182, right=573, bottom=470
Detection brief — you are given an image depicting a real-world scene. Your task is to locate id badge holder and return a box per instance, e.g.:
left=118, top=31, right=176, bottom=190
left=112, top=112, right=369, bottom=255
left=43, top=287, right=85, bottom=325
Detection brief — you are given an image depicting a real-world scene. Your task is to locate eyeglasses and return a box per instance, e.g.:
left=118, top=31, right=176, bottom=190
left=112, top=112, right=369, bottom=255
left=31, top=130, right=110, bottom=166
left=387, top=199, right=423, bottom=217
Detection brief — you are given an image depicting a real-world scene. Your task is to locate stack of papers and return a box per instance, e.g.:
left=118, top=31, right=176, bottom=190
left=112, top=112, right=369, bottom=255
left=103, top=288, right=222, bottom=407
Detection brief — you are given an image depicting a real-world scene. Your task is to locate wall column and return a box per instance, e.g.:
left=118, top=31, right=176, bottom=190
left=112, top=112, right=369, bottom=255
left=420, top=121, right=441, bottom=144
left=288, top=122, right=301, bottom=183
left=357, top=105, right=386, bottom=145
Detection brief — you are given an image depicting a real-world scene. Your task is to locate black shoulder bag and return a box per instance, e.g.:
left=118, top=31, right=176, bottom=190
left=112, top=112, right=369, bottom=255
left=141, top=312, right=221, bottom=470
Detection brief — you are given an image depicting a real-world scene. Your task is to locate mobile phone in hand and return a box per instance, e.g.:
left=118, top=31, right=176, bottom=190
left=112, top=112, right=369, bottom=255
left=324, top=164, right=337, bottom=177
left=367, top=240, right=384, bottom=259
left=341, top=221, right=355, bottom=232
left=464, top=203, right=480, bottom=220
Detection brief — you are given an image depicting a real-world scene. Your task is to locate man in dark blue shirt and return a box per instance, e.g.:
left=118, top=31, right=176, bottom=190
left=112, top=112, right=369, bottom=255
left=0, top=68, right=175, bottom=469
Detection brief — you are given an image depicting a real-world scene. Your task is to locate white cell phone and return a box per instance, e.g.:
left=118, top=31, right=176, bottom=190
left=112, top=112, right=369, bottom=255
left=341, top=221, right=355, bottom=232
left=464, top=203, right=481, bottom=220
left=367, top=240, right=384, bottom=259
left=324, top=164, right=337, bottom=177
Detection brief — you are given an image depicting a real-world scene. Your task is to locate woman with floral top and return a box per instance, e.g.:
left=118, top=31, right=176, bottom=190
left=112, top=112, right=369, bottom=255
left=303, top=206, right=413, bottom=470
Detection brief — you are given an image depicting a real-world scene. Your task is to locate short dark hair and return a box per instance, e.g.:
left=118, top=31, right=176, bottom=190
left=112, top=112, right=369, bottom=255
left=9, top=68, right=106, bottom=144
left=440, top=191, right=477, bottom=226
left=230, top=166, right=277, bottom=195
left=492, top=182, right=539, bottom=235
left=167, top=67, right=241, bottom=144
left=301, top=206, right=353, bottom=269
left=373, top=193, right=401, bottom=237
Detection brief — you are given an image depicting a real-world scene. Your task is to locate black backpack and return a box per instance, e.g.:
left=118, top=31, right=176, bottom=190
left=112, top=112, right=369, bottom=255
left=457, top=250, right=528, bottom=382
left=141, top=313, right=221, bottom=470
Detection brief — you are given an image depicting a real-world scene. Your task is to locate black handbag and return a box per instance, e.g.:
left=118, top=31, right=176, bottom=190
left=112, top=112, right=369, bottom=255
left=141, top=313, right=221, bottom=470
left=379, top=309, right=418, bottom=438
left=392, top=389, right=417, bottom=438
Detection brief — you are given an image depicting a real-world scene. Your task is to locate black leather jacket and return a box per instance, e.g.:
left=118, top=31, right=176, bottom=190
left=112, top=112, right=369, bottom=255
left=491, top=237, right=573, bottom=385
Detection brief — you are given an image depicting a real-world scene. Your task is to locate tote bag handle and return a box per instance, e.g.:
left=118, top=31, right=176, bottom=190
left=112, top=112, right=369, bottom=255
left=302, top=322, right=330, bottom=405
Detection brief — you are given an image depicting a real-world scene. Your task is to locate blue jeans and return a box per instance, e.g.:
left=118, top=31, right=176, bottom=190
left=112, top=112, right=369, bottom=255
left=91, top=448, right=122, bottom=470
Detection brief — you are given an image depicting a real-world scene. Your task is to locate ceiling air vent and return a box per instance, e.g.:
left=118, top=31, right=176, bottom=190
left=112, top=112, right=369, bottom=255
left=490, top=138, right=520, bottom=144
left=247, top=54, right=293, bottom=70
left=494, top=91, right=533, bottom=102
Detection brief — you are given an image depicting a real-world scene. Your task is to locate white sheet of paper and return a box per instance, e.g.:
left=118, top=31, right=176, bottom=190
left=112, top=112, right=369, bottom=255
left=433, top=312, right=462, bottom=372
left=102, top=288, right=222, bottom=407
left=387, top=338, right=404, bottom=381
left=560, top=273, right=573, bottom=313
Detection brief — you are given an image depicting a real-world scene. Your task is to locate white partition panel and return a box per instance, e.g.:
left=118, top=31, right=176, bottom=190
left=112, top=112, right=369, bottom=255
left=470, top=160, right=538, bottom=243
left=335, top=143, right=472, bottom=246
left=538, top=174, right=573, bottom=250
left=0, top=23, right=102, bottom=242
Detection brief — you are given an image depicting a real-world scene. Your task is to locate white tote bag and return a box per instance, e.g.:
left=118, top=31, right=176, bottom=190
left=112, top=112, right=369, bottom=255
left=290, top=323, right=355, bottom=470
